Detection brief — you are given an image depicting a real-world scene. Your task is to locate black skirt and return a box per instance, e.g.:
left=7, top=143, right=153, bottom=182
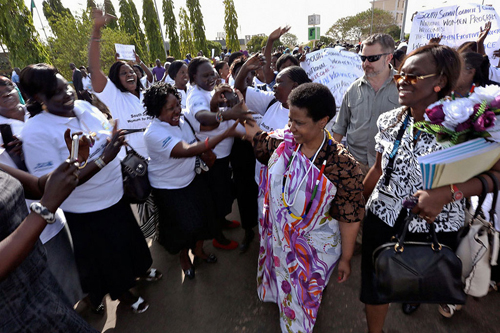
left=65, top=199, right=152, bottom=300
left=153, top=174, right=214, bottom=254
left=360, top=209, right=459, bottom=305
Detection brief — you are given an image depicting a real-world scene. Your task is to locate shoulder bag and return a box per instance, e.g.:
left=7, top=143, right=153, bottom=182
left=456, top=173, right=499, bottom=297
left=121, top=144, right=151, bottom=203
left=183, top=117, right=216, bottom=173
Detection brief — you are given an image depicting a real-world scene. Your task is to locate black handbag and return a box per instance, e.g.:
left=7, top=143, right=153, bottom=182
left=373, top=209, right=466, bottom=304
left=121, top=145, right=151, bottom=203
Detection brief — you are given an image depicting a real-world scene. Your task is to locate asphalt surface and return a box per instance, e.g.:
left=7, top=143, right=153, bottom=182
left=78, top=203, right=500, bottom=333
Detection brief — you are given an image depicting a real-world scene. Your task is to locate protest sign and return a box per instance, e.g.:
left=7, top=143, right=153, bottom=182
left=408, top=4, right=500, bottom=60
left=301, top=48, right=363, bottom=111
left=115, top=44, right=136, bottom=61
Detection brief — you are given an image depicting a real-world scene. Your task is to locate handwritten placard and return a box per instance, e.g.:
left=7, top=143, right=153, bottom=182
left=115, top=44, right=136, bottom=61
left=408, top=4, right=500, bottom=60
left=301, top=48, right=363, bottom=111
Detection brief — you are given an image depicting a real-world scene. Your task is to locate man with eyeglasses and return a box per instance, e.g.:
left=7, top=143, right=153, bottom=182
left=333, top=33, right=400, bottom=175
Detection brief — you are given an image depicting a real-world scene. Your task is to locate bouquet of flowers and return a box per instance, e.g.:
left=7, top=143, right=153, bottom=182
left=414, top=84, right=500, bottom=146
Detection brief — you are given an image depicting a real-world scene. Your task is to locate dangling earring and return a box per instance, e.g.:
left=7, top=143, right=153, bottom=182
left=41, top=103, right=48, bottom=111
left=434, top=86, right=441, bottom=93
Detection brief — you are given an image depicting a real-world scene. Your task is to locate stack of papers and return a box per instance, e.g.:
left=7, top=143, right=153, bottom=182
left=418, top=138, right=500, bottom=189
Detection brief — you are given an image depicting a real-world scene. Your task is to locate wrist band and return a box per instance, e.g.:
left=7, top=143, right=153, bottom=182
left=204, top=138, right=210, bottom=149
left=95, top=156, right=107, bottom=169
left=215, top=110, right=224, bottom=123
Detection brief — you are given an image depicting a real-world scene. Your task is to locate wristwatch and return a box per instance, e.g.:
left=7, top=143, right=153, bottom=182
left=30, top=202, right=56, bottom=224
left=450, top=184, right=464, bottom=201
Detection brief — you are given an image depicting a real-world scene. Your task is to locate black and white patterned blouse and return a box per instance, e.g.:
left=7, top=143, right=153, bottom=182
left=366, top=107, right=465, bottom=233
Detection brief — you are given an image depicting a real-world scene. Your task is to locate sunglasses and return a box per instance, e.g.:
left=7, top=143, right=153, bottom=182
left=394, top=72, right=438, bottom=85
left=359, top=53, right=390, bottom=62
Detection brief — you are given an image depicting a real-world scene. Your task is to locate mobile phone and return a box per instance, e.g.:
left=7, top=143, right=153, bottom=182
left=70, top=134, right=79, bottom=161
left=0, top=124, right=15, bottom=149
left=223, top=91, right=239, bottom=108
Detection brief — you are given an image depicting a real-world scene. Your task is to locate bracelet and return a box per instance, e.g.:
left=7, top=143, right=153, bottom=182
left=78, top=160, right=88, bottom=169
left=204, top=137, right=210, bottom=149
left=215, top=110, right=224, bottom=123
left=94, top=156, right=107, bottom=169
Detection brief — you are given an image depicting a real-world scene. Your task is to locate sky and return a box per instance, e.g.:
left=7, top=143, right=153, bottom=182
left=25, top=0, right=490, bottom=43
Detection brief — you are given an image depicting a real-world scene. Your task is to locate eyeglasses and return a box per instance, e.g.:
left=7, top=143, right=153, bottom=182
left=359, top=53, right=390, bottom=62
left=394, top=72, right=438, bottom=85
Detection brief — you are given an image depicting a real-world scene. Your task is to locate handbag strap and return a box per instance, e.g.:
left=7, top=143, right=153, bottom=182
left=397, top=211, right=440, bottom=251
left=473, top=175, right=490, bottom=220
left=383, top=111, right=411, bottom=186
left=183, top=116, right=200, bottom=142
left=484, top=171, right=499, bottom=225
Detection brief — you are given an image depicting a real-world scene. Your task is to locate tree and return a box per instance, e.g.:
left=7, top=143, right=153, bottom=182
left=42, top=0, right=74, bottom=36
left=385, top=24, right=401, bottom=41
left=0, top=0, right=50, bottom=68
left=223, top=0, right=239, bottom=53
left=246, top=35, right=266, bottom=53
left=162, top=0, right=181, bottom=59
left=178, top=7, right=195, bottom=58
left=326, top=16, right=353, bottom=42
left=128, top=0, right=149, bottom=62
left=207, top=40, right=222, bottom=59
left=104, top=0, right=119, bottom=30
left=351, top=8, right=396, bottom=39
left=87, top=0, right=97, bottom=10
left=281, top=33, right=298, bottom=48
left=186, top=0, right=208, bottom=56
left=261, top=36, right=282, bottom=50
left=142, top=0, right=164, bottom=62
left=119, top=0, right=148, bottom=61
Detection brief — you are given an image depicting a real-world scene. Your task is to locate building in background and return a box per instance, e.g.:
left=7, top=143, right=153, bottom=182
left=374, top=0, right=405, bottom=28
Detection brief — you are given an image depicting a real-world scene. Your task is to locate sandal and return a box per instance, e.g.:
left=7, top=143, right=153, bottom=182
left=438, top=304, right=462, bottom=318
left=139, top=268, right=163, bottom=282
left=131, top=296, right=149, bottom=314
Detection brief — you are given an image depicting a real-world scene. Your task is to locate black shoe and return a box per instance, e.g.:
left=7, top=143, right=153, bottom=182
left=195, top=253, right=217, bottom=264
left=184, top=267, right=195, bottom=280
left=402, top=303, right=420, bottom=315
left=240, top=229, right=255, bottom=253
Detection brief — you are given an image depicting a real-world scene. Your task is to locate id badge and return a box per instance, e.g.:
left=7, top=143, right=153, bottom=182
left=375, top=185, right=398, bottom=209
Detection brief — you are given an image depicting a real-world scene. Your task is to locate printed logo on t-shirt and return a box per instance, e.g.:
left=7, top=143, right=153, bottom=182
left=128, top=112, right=152, bottom=124
left=101, top=121, right=111, bottom=130
left=34, top=161, right=53, bottom=171
left=162, top=137, right=172, bottom=148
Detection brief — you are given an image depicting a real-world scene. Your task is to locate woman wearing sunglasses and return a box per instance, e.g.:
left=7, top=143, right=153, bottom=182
left=361, top=44, right=500, bottom=333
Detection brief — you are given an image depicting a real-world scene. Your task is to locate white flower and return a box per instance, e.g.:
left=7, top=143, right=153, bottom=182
left=441, top=98, right=475, bottom=130
left=469, top=85, right=500, bottom=104
left=487, top=115, right=500, bottom=143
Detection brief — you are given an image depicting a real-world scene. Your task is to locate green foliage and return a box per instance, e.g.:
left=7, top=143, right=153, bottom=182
left=42, top=0, right=75, bottom=36
left=179, top=7, right=195, bottom=58
left=261, top=37, right=283, bottom=50
left=142, top=0, right=164, bottom=62
left=0, top=0, right=49, bottom=68
left=128, top=0, right=149, bottom=61
left=186, top=0, right=208, bottom=56
left=246, top=35, right=266, bottom=53
left=162, top=0, right=181, bottom=59
left=320, top=35, right=335, bottom=46
left=326, top=8, right=396, bottom=42
left=118, top=0, right=148, bottom=61
left=206, top=40, right=222, bottom=59
left=87, top=0, right=97, bottom=10
left=99, top=28, right=135, bottom=75
left=223, top=0, right=239, bottom=53
left=385, top=24, right=401, bottom=40
left=281, top=33, right=298, bottom=48
left=104, top=0, right=119, bottom=30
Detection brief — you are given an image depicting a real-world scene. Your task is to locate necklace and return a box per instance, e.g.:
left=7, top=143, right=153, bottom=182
left=281, top=130, right=328, bottom=220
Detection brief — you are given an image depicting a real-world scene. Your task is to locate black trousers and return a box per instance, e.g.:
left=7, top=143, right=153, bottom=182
left=230, top=138, right=258, bottom=231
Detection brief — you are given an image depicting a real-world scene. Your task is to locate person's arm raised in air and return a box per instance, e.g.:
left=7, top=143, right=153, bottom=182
left=135, top=51, right=153, bottom=84
left=88, top=9, right=117, bottom=93
left=234, top=54, right=266, bottom=99
left=263, top=26, right=290, bottom=84
left=477, top=21, right=491, bottom=55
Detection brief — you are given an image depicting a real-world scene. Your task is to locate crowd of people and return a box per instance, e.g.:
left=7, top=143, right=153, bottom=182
left=1, top=7, right=500, bottom=333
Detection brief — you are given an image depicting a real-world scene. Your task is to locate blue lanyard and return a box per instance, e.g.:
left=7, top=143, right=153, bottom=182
left=389, top=113, right=410, bottom=159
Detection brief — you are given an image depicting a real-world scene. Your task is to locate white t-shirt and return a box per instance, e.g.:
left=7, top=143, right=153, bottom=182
left=178, top=88, right=187, bottom=109
left=0, top=110, right=66, bottom=244
left=82, top=76, right=92, bottom=91
left=144, top=117, right=197, bottom=189
left=253, top=77, right=269, bottom=91
left=94, top=79, right=152, bottom=158
left=184, top=85, right=235, bottom=159
left=22, top=101, right=123, bottom=213
left=245, top=87, right=289, bottom=132
left=490, top=66, right=500, bottom=83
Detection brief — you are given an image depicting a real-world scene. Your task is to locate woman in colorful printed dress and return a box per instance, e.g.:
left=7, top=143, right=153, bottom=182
left=244, top=83, right=365, bottom=332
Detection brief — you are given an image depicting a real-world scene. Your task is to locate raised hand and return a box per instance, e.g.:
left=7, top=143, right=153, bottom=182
left=478, top=21, right=492, bottom=44
left=92, top=8, right=117, bottom=30
left=269, top=26, right=291, bottom=41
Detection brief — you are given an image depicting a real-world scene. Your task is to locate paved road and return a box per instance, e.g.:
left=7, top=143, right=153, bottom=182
left=79, top=205, right=500, bottom=333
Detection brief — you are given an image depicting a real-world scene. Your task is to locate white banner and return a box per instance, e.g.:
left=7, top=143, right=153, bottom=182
left=408, top=4, right=500, bottom=60
left=301, top=48, right=363, bottom=111
left=115, top=44, right=136, bottom=61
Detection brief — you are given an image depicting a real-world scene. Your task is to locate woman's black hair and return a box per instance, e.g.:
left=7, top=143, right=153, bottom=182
left=0, top=75, right=13, bottom=87
left=168, top=60, right=187, bottom=80
left=132, top=64, right=144, bottom=77
left=143, top=82, right=181, bottom=118
left=228, top=51, right=243, bottom=67
left=402, top=44, right=461, bottom=100
left=279, top=66, right=312, bottom=86
left=461, top=52, right=491, bottom=87
left=229, top=58, right=245, bottom=77
left=288, top=82, right=336, bottom=122
left=187, top=57, right=211, bottom=84
left=214, top=61, right=227, bottom=76
left=18, top=63, right=59, bottom=117
left=108, top=61, right=143, bottom=94
left=276, top=54, right=300, bottom=72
